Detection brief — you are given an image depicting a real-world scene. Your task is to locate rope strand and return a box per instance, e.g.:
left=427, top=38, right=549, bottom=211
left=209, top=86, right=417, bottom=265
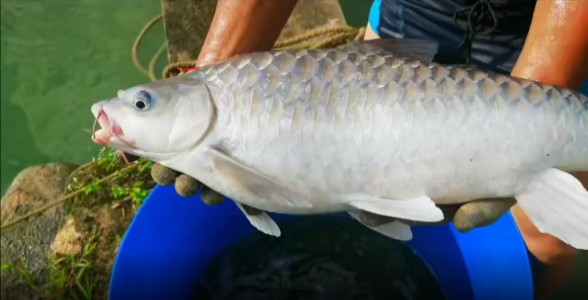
left=453, top=0, right=498, bottom=66
left=0, top=163, right=142, bottom=231
left=132, top=14, right=365, bottom=80
left=132, top=14, right=163, bottom=80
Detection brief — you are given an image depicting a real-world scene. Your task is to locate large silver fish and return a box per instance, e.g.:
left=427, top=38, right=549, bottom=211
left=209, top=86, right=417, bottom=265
left=90, top=39, right=588, bottom=249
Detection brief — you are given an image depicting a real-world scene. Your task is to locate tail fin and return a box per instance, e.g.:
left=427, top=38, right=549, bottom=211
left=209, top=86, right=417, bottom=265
left=515, top=168, right=588, bottom=250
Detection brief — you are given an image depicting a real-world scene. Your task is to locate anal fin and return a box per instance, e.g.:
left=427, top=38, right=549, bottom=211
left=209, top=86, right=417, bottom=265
left=235, top=202, right=281, bottom=237
left=516, top=168, right=588, bottom=250
left=344, top=194, right=444, bottom=223
left=348, top=211, right=413, bottom=241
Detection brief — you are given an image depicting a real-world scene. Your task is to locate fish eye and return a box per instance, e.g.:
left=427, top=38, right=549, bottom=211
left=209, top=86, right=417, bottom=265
left=133, top=90, right=152, bottom=110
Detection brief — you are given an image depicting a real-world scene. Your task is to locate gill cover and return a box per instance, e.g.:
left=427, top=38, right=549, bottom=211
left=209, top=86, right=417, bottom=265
left=165, top=75, right=216, bottom=152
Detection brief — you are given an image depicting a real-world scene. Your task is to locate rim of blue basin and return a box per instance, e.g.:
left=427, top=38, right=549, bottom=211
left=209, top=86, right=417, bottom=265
left=110, top=185, right=534, bottom=300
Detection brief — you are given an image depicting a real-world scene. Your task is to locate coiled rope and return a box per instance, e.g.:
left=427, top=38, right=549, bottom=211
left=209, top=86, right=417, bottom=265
left=132, top=15, right=365, bottom=81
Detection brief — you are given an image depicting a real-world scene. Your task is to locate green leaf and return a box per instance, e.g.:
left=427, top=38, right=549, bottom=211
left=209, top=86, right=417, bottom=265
left=70, top=252, right=76, bottom=267
left=83, top=179, right=100, bottom=195
left=76, top=276, right=94, bottom=300
left=139, top=160, right=154, bottom=173
left=1, top=263, right=13, bottom=271
left=111, top=185, right=129, bottom=198
left=117, top=171, right=129, bottom=180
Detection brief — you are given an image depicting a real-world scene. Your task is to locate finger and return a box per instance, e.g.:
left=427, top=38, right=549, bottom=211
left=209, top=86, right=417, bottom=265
left=175, top=174, right=201, bottom=197
left=200, top=185, right=225, bottom=205
left=453, top=198, right=516, bottom=233
left=151, top=163, right=179, bottom=186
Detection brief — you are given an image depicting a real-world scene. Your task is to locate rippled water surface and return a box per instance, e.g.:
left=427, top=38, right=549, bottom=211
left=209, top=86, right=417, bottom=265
left=1, top=0, right=165, bottom=195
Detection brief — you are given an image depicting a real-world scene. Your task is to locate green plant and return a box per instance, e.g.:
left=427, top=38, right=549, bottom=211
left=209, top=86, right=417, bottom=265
left=93, top=148, right=121, bottom=172
left=83, top=179, right=100, bottom=195
left=111, top=181, right=150, bottom=206
left=1, top=262, right=13, bottom=271
left=129, top=181, right=150, bottom=205
left=138, top=160, right=154, bottom=173
left=1, top=237, right=99, bottom=300
left=114, top=234, right=124, bottom=246
left=111, top=184, right=128, bottom=199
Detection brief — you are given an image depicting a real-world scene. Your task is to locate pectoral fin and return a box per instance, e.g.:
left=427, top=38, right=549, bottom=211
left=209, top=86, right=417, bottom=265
left=348, top=211, right=413, bottom=241
left=235, top=202, right=281, bottom=237
left=343, top=194, right=444, bottom=223
left=208, top=147, right=312, bottom=208
left=515, top=168, right=588, bottom=250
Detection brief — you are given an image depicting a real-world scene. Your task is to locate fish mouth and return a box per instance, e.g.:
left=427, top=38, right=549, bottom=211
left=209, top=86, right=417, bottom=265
left=92, top=107, right=137, bottom=150
left=92, top=108, right=112, bottom=146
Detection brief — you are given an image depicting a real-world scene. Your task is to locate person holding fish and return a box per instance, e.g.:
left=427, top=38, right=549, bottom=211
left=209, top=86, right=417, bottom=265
left=93, top=0, right=588, bottom=298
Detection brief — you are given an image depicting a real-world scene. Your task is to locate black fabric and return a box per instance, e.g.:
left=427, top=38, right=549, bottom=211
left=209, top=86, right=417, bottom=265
left=378, top=0, right=537, bottom=74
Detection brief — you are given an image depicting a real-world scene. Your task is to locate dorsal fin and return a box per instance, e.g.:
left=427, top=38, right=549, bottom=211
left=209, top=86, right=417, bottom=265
left=338, top=38, right=439, bottom=63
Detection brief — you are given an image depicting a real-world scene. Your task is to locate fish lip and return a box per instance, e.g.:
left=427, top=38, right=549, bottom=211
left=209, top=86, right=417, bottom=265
left=91, top=108, right=137, bottom=149
left=93, top=107, right=139, bottom=152
left=92, top=108, right=112, bottom=146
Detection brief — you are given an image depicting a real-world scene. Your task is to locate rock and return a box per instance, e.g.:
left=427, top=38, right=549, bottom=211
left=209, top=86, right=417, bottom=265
left=1, top=163, right=79, bottom=300
left=162, top=0, right=347, bottom=63
left=1, top=158, right=147, bottom=300
left=277, top=0, right=347, bottom=41
left=52, top=217, right=84, bottom=257
left=162, top=0, right=218, bottom=63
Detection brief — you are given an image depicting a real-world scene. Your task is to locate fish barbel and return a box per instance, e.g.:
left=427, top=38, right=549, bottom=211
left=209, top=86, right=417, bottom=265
left=90, top=39, right=588, bottom=249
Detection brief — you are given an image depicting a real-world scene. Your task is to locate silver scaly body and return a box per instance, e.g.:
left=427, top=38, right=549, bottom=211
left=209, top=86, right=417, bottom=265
left=165, top=45, right=587, bottom=214
left=92, top=42, right=588, bottom=248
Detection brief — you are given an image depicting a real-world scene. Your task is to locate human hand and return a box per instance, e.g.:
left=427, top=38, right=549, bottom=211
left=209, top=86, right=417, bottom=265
left=429, top=199, right=515, bottom=232
left=374, top=198, right=517, bottom=232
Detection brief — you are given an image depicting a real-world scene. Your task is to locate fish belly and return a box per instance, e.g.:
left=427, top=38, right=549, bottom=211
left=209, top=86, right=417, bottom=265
left=201, top=48, right=588, bottom=213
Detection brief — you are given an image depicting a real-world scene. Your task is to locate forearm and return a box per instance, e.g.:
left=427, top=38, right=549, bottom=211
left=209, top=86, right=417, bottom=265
left=511, top=172, right=586, bottom=299
left=511, top=204, right=579, bottom=299
left=511, top=0, right=588, bottom=90
left=197, top=0, right=299, bottom=66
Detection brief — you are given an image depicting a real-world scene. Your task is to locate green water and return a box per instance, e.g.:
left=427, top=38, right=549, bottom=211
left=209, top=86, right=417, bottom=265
left=0, top=1, right=585, bottom=298
left=0, top=0, right=372, bottom=197
left=0, top=0, right=165, bottom=195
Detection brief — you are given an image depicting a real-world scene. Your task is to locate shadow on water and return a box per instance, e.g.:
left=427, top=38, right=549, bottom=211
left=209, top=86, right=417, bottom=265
left=0, top=65, right=51, bottom=195
left=1, top=3, right=50, bottom=195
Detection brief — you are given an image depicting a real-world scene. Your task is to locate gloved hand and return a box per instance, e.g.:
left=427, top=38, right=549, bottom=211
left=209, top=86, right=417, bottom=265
left=150, top=162, right=516, bottom=232
left=404, top=198, right=516, bottom=233
left=151, top=163, right=225, bottom=205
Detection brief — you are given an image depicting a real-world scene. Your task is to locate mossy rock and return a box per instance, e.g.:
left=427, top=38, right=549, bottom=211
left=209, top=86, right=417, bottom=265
left=1, top=163, right=79, bottom=300
left=1, top=149, right=156, bottom=300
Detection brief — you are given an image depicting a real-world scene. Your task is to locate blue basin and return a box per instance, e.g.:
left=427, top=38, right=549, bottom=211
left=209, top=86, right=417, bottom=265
left=110, top=185, right=534, bottom=300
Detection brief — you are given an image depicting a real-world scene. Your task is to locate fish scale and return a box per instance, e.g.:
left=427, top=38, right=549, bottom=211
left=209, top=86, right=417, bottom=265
left=199, top=44, right=587, bottom=207
left=91, top=40, right=588, bottom=247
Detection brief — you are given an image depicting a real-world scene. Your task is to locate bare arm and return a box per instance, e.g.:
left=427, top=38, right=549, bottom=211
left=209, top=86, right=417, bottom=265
left=512, top=0, right=588, bottom=90
left=196, top=0, right=299, bottom=66
left=510, top=2, right=588, bottom=298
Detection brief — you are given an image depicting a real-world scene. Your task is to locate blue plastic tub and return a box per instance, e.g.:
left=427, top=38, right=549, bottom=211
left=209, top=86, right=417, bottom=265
left=110, top=185, right=534, bottom=300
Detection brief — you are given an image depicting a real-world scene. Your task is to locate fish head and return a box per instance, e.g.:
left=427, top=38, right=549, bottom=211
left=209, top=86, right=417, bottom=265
left=91, top=75, right=215, bottom=158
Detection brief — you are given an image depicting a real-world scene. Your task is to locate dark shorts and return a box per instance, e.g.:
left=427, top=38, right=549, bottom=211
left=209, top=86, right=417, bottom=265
left=369, top=0, right=552, bottom=282
left=368, top=0, right=537, bottom=75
